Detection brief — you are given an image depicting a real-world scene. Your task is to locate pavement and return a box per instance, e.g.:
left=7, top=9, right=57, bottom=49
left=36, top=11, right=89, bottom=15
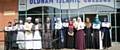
left=43, top=42, right=120, bottom=50
left=0, top=42, right=120, bottom=50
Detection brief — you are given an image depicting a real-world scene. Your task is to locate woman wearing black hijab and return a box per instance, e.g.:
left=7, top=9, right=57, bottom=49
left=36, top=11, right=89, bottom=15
left=101, top=17, right=111, bottom=48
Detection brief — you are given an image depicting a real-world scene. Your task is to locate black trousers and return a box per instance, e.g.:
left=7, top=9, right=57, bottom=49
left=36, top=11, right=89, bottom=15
left=5, top=31, right=18, bottom=50
left=5, top=31, right=13, bottom=50
left=93, top=29, right=100, bottom=49
left=53, top=29, right=64, bottom=49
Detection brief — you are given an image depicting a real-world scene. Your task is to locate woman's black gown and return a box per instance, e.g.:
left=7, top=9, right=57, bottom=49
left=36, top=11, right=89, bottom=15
left=101, top=27, right=111, bottom=48
left=84, top=27, right=93, bottom=49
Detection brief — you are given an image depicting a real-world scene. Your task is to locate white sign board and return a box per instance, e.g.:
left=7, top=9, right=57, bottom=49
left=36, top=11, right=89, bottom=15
left=19, top=0, right=114, bottom=11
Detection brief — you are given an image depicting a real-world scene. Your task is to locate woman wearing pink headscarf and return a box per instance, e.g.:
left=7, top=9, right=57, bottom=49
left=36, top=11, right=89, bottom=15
left=75, top=17, right=85, bottom=50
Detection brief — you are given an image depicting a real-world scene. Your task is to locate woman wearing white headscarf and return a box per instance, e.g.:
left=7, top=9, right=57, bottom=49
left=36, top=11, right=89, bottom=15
left=33, top=18, right=42, bottom=49
left=55, top=17, right=63, bottom=48
left=16, top=20, right=25, bottom=49
left=75, top=17, right=85, bottom=50
left=24, top=17, right=34, bottom=49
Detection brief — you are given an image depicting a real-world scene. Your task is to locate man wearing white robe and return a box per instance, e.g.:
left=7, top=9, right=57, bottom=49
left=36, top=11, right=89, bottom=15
left=33, top=18, right=42, bottom=49
left=16, top=20, right=25, bottom=49
left=24, top=17, right=34, bottom=49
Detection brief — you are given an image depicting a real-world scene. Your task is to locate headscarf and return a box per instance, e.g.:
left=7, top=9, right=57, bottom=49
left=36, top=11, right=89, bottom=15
left=77, top=17, right=82, bottom=22
left=56, top=17, right=62, bottom=23
left=103, top=17, right=108, bottom=22
left=73, top=18, right=78, bottom=28
left=85, top=18, right=91, bottom=28
left=85, top=17, right=90, bottom=23
left=46, top=17, right=50, bottom=23
left=69, top=20, right=74, bottom=31
left=55, top=17, right=62, bottom=29
left=64, top=19, right=68, bottom=22
left=93, top=16, right=101, bottom=24
left=73, top=18, right=77, bottom=23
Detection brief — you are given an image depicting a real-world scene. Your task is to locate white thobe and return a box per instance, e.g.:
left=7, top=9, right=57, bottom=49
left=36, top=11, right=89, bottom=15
left=16, top=24, right=25, bottom=49
left=33, top=24, right=42, bottom=49
left=24, top=22, right=33, bottom=49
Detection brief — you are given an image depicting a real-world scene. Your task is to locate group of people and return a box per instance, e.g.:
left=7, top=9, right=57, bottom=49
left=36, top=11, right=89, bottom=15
left=5, top=17, right=42, bottom=50
left=4, top=16, right=111, bottom=50
left=52, top=16, right=111, bottom=50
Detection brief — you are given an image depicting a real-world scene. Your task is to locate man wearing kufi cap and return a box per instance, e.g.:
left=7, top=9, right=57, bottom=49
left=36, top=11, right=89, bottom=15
left=16, top=20, right=25, bottom=49
left=24, top=17, right=34, bottom=49
left=44, top=17, right=53, bottom=48
left=32, top=18, right=42, bottom=49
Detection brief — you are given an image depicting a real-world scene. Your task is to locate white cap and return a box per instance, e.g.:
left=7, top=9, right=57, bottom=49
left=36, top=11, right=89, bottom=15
left=35, top=18, right=39, bottom=21
left=19, top=20, right=23, bottom=24
left=26, top=17, right=32, bottom=20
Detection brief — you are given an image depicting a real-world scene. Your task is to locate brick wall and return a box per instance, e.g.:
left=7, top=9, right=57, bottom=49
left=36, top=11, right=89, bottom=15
left=0, top=0, right=18, bottom=49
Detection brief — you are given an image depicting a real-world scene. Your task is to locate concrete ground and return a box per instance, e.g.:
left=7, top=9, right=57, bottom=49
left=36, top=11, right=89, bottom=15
left=0, top=42, right=120, bottom=50
left=43, top=42, right=120, bottom=50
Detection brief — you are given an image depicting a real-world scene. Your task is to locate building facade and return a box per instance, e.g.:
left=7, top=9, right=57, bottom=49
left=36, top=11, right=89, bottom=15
left=0, top=0, right=120, bottom=49
left=19, top=0, right=116, bottom=41
left=0, top=0, right=18, bottom=49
